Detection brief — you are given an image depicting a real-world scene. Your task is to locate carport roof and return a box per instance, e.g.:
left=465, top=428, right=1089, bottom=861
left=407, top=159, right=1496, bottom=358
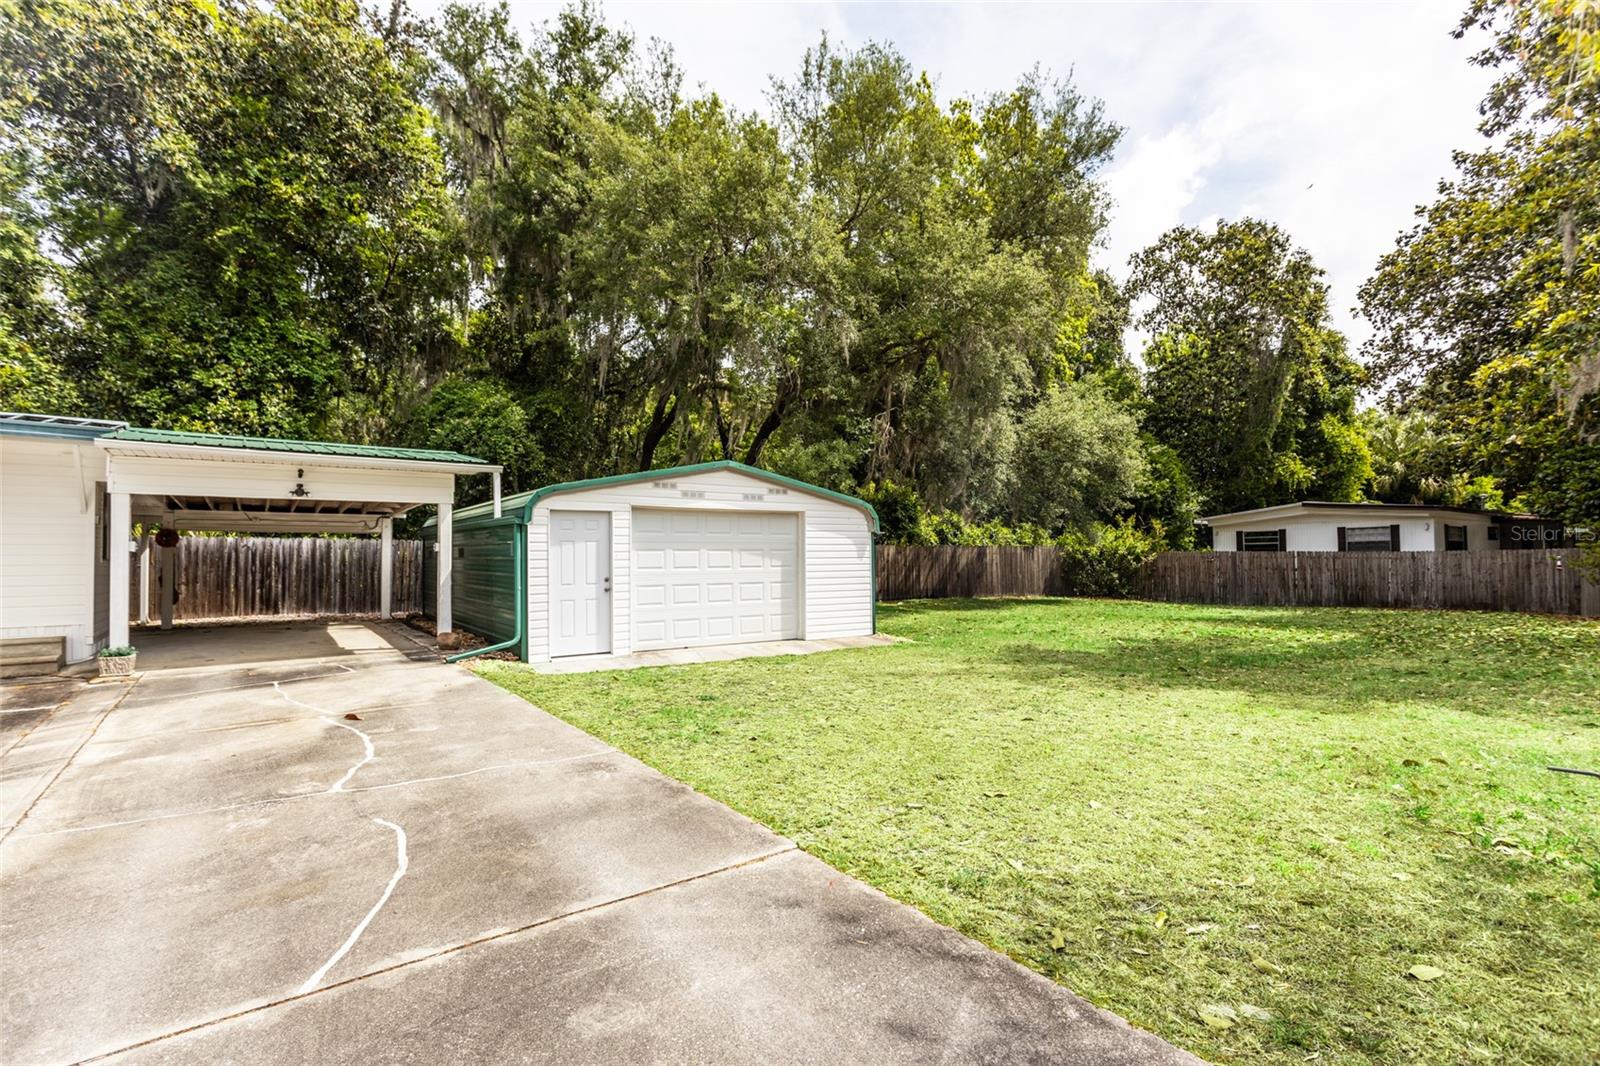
left=107, top=426, right=489, bottom=465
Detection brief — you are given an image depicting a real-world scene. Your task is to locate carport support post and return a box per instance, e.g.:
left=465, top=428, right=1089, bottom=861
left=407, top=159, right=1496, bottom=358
left=108, top=492, right=131, bottom=649
left=159, top=541, right=175, bottom=630
left=379, top=516, right=394, bottom=619
left=435, top=501, right=453, bottom=638
left=137, top=533, right=151, bottom=625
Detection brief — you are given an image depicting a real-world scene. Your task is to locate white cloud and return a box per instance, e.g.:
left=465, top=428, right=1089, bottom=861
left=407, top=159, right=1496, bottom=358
left=421, top=0, right=1496, bottom=353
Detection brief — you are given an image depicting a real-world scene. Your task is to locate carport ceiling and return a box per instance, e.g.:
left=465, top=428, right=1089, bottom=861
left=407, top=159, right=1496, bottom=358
left=133, top=495, right=416, bottom=534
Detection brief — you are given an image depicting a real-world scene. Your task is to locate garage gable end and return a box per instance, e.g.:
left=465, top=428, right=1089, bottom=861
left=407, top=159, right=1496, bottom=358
left=459, top=460, right=879, bottom=531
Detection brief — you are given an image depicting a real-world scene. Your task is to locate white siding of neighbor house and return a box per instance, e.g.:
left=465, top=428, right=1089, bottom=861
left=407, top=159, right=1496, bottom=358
left=1211, top=512, right=1498, bottom=552
left=0, top=437, right=105, bottom=662
left=525, top=468, right=873, bottom=662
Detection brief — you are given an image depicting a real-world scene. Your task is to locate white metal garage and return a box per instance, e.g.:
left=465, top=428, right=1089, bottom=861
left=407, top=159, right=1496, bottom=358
left=439, top=460, right=879, bottom=664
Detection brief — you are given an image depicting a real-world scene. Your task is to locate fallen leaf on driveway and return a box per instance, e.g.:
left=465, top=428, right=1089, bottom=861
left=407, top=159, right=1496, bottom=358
left=343, top=712, right=361, bottom=721
left=1407, top=964, right=1445, bottom=982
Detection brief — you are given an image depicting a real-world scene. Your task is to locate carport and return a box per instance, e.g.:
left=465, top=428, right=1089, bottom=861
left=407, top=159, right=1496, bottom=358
left=93, top=427, right=502, bottom=650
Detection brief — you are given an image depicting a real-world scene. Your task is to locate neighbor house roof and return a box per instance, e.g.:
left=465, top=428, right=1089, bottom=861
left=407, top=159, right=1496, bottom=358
left=1198, top=501, right=1540, bottom=524
left=432, top=459, right=880, bottom=530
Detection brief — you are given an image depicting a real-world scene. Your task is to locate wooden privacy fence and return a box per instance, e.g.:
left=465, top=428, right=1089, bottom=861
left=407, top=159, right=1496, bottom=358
left=133, top=537, right=426, bottom=621
left=876, top=545, right=1066, bottom=600
left=1133, top=550, right=1600, bottom=617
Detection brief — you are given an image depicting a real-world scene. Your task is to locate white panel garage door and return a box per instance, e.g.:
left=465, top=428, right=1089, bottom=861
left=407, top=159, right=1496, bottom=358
left=632, top=509, right=798, bottom=651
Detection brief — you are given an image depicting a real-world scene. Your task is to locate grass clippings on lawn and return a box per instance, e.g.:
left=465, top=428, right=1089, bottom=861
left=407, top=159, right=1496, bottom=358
left=478, top=599, right=1600, bottom=1065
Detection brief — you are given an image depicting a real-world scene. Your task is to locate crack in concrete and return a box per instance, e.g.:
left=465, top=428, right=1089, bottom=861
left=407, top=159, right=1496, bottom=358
left=5, top=751, right=613, bottom=841
left=272, top=678, right=374, bottom=793
left=297, top=817, right=409, bottom=994
left=75, top=843, right=798, bottom=1064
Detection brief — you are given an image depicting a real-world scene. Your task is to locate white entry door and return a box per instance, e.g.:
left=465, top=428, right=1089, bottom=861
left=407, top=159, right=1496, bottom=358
left=549, top=511, right=611, bottom=657
left=632, top=509, right=798, bottom=651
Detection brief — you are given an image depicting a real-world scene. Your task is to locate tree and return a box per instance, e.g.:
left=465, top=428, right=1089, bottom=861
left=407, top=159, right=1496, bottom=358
left=769, top=38, right=1117, bottom=514
left=0, top=90, right=78, bottom=413
left=2, top=0, right=460, bottom=437
left=1359, top=0, right=1599, bottom=525
left=1007, top=378, right=1146, bottom=533
left=1129, top=218, right=1369, bottom=514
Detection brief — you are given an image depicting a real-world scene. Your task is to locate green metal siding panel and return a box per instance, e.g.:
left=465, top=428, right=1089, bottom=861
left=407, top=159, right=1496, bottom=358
left=421, top=523, right=520, bottom=646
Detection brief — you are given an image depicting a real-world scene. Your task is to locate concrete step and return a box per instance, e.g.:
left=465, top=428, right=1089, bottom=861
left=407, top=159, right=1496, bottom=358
left=0, top=637, right=66, bottom=678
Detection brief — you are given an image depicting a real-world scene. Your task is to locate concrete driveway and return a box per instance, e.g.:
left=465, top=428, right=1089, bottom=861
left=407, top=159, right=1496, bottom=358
left=0, top=621, right=1197, bottom=1065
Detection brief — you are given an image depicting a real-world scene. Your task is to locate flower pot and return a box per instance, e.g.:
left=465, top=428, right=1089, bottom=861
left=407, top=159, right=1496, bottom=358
left=99, top=653, right=137, bottom=677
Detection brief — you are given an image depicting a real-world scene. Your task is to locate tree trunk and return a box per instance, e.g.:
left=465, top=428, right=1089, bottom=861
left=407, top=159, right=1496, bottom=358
left=639, top=392, right=678, bottom=470
left=742, top=385, right=796, bottom=468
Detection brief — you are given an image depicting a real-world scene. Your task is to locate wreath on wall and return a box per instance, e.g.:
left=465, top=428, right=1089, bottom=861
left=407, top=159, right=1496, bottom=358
left=154, top=527, right=180, bottom=548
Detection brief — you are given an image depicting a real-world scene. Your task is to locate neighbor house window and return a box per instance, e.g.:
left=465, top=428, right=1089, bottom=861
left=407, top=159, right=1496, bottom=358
left=1340, top=525, right=1396, bottom=552
left=1444, top=524, right=1468, bottom=551
left=1239, top=529, right=1286, bottom=552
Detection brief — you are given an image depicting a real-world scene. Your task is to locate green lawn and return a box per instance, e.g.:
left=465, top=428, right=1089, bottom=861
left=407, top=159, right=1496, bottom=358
left=478, top=599, right=1600, bottom=1065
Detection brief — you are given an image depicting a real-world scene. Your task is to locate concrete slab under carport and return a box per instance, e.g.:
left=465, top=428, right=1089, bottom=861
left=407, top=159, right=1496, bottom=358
left=0, top=622, right=1198, bottom=1065
left=126, top=617, right=437, bottom=672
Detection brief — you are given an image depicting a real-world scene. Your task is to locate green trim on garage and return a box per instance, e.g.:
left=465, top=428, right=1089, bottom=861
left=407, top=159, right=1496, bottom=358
left=434, top=460, right=880, bottom=532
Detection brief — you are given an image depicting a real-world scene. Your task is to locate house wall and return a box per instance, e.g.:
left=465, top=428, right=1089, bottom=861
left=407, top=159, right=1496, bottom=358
left=1211, top=512, right=1499, bottom=552
left=0, top=437, right=105, bottom=661
left=525, top=468, right=873, bottom=662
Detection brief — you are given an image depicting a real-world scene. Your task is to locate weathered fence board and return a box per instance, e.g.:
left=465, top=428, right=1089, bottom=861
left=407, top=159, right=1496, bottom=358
left=132, top=537, right=425, bottom=621
left=876, top=545, right=1066, bottom=601
left=1132, top=550, right=1598, bottom=617
left=131, top=539, right=1596, bottom=622
left=875, top=545, right=1597, bottom=617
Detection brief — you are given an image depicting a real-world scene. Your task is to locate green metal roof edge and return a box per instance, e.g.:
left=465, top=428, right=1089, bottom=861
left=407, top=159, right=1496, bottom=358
left=431, top=460, right=880, bottom=531
left=108, top=426, right=489, bottom=465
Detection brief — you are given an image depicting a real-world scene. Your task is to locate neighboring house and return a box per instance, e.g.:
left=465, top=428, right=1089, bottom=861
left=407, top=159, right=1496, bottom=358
left=0, top=412, right=499, bottom=665
left=422, top=460, right=879, bottom=664
left=1199, top=501, right=1567, bottom=553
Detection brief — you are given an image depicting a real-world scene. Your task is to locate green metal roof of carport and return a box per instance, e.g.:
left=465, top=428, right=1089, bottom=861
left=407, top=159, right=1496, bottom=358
left=108, top=426, right=490, bottom=465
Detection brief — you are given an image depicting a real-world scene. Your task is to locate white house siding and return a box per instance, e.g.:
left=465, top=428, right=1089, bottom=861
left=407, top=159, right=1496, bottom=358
left=524, top=468, right=873, bottom=662
left=0, top=437, right=104, bottom=661
left=1212, top=512, right=1498, bottom=552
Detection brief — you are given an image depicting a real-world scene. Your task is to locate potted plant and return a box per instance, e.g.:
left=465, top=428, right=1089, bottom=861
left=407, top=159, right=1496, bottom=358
left=98, top=645, right=137, bottom=677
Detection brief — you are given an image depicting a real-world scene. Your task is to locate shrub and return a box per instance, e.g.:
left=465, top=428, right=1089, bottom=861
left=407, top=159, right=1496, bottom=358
left=98, top=645, right=137, bottom=657
left=1059, top=520, right=1165, bottom=597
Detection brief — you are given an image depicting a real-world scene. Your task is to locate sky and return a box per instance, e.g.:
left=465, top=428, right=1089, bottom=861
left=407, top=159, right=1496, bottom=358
left=412, top=1, right=1497, bottom=350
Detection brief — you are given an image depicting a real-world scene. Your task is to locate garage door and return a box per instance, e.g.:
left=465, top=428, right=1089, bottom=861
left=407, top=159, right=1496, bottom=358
left=632, top=509, right=798, bottom=651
